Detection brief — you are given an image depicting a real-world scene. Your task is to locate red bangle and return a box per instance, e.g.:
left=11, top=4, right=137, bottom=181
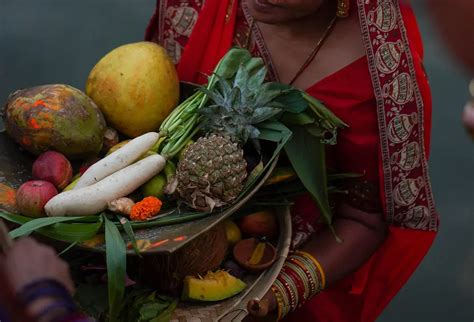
left=282, top=265, right=306, bottom=305
left=285, top=261, right=311, bottom=302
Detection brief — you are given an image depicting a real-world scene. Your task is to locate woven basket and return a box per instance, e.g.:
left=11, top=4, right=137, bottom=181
left=133, top=222, right=228, bottom=296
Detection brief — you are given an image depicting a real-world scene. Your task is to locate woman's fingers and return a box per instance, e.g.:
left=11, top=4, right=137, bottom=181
left=247, top=298, right=270, bottom=317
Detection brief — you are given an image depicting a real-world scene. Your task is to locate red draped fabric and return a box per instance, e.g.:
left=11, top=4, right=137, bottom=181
left=145, top=1, right=438, bottom=321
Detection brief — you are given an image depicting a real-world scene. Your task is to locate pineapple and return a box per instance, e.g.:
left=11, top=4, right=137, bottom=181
left=176, top=64, right=283, bottom=211
left=176, top=134, right=247, bottom=211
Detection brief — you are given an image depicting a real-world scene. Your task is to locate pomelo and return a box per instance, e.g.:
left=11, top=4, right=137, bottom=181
left=86, top=42, right=179, bottom=138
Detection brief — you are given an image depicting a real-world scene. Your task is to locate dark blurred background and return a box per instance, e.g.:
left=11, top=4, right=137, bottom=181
left=0, top=1, right=473, bottom=321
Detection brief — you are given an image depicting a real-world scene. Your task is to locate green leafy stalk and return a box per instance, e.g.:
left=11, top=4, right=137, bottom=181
left=158, top=48, right=257, bottom=158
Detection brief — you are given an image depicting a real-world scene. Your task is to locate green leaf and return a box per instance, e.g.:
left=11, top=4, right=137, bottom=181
left=244, top=57, right=265, bottom=76
left=140, top=302, right=168, bottom=320
left=104, top=214, right=126, bottom=322
left=238, top=121, right=292, bottom=198
left=0, top=211, right=34, bottom=225
left=151, top=299, right=177, bottom=322
left=38, top=221, right=103, bottom=243
left=304, top=124, right=327, bottom=138
left=281, top=112, right=315, bottom=125
left=199, top=87, right=225, bottom=107
left=247, top=64, right=267, bottom=92
left=257, top=121, right=293, bottom=143
left=303, top=92, right=348, bottom=128
left=9, top=216, right=97, bottom=239
left=119, top=216, right=141, bottom=256
left=274, top=89, right=309, bottom=114
left=255, top=83, right=287, bottom=107
left=243, top=161, right=264, bottom=190
left=233, top=63, right=250, bottom=90
left=58, top=242, right=78, bottom=256
left=284, top=125, right=333, bottom=225
left=250, top=107, right=282, bottom=124
left=214, top=47, right=252, bottom=79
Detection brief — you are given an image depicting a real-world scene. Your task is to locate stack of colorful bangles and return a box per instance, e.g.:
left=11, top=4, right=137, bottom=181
left=271, top=250, right=326, bottom=320
left=18, top=279, right=92, bottom=322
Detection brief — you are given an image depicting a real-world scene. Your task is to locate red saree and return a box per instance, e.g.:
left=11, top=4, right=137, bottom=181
left=146, top=1, right=438, bottom=321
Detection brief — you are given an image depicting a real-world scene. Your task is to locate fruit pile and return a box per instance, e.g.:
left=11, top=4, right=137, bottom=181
left=0, top=42, right=346, bottom=320
left=181, top=210, right=278, bottom=302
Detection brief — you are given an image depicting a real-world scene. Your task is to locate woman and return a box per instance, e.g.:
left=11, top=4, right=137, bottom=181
left=0, top=237, right=92, bottom=322
left=145, top=0, right=438, bottom=321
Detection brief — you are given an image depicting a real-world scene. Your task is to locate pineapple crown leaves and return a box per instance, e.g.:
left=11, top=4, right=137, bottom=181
left=198, top=64, right=288, bottom=144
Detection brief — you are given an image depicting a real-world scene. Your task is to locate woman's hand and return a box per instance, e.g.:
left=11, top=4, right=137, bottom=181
left=244, top=290, right=278, bottom=321
left=0, top=237, right=74, bottom=294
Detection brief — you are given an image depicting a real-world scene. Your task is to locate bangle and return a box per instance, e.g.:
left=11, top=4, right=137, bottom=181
left=295, top=250, right=326, bottom=289
left=285, top=261, right=310, bottom=302
left=36, top=300, right=75, bottom=322
left=17, top=279, right=79, bottom=322
left=282, top=264, right=306, bottom=305
left=272, top=251, right=326, bottom=319
left=271, top=284, right=284, bottom=321
left=278, top=270, right=298, bottom=311
left=288, top=256, right=317, bottom=294
left=19, top=279, right=73, bottom=304
left=273, top=278, right=291, bottom=318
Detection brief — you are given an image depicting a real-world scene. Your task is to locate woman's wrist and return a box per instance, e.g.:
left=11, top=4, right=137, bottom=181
left=18, top=279, right=79, bottom=322
left=270, top=251, right=326, bottom=320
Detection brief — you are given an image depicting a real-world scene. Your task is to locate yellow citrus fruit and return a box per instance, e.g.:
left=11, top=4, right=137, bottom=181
left=141, top=174, right=167, bottom=199
left=86, top=42, right=179, bottom=138
left=225, top=220, right=242, bottom=246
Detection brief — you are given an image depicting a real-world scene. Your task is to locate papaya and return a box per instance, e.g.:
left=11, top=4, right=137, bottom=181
left=182, top=270, right=246, bottom=302
left=4, top=84, right=106, bottom=159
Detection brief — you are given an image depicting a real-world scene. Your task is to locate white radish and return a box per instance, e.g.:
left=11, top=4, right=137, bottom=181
left=45, top=154, right=166, bottom=216
left=73, top=132, right=160, bottom=190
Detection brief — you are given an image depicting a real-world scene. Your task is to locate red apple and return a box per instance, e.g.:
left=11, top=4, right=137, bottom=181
left=16, top=180, right=58, bottom=217
left=32, top=151, right=73, bottom=190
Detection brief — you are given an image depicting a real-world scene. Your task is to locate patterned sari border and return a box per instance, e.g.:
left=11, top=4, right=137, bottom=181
left=394, top=2, right=437, bottom=229
left=356, top=0, right=437, bottom=231
left=357, top=0, right=395, bottom=223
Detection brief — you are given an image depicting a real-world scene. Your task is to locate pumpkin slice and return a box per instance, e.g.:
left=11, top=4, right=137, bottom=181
left=182, top=270, right=246, bottom=302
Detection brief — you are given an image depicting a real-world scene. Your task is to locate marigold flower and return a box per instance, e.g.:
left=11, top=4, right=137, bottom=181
left=130, top=196, right=162, bottom=221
